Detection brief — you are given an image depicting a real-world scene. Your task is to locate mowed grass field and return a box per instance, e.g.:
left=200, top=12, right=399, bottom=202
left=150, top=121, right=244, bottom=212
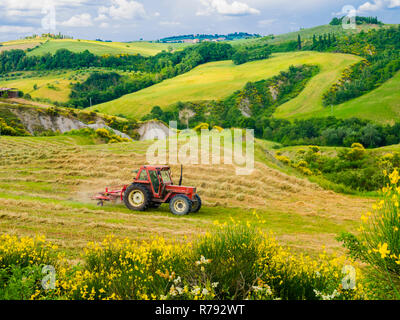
left=0, top=135, right=371, bottom=258
left=90, top=51, right=361, bottom=119
left=27, top=39, right=190, bottom=57
left=0, top=40, right=42, bottom=53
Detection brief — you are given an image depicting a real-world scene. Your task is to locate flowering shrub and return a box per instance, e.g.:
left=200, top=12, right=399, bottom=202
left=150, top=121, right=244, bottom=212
left=340, top=169, right=400, bottom=298
left=1, top=222, right=366, bottom=300
left=0, top=235, right=64, bottom=300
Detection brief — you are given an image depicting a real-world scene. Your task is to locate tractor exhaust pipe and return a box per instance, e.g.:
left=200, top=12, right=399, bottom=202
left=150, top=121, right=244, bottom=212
left=179, top=165, right=183, bottom=186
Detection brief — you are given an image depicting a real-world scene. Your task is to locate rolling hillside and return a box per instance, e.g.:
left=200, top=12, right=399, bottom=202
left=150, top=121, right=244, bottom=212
left=26, top=39, right=190, bottom=57
left=89, top=51, right=361, bottom=119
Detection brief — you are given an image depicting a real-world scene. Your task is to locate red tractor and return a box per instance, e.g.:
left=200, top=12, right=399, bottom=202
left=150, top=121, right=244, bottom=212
left=93, top=165, right=201, bottom=215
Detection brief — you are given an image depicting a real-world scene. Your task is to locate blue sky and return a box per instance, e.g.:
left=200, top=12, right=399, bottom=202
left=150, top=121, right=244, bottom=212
left=0, top=0, right=399, bottom=42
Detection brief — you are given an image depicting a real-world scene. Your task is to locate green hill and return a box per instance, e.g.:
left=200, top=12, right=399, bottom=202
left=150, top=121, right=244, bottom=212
left=230, top=24, right=383, bottom=48
left=27, top=39, right=190, bottom=57
left=89, top=51, right=361, bottom=119
left=290, top=70, right=400, bottom=124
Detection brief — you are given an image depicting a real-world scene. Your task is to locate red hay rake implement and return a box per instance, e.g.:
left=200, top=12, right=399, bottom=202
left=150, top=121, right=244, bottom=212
left=92, top=185, right=127, bottom=207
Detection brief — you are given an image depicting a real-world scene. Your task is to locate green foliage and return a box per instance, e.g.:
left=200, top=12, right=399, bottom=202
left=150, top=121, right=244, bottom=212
left=94, top=128, right=130, bottom=144
left=69, top=72, right=155, bottom=108
left=0, top=265, right=44, bottom=300
left=232, top=43, right=272, bottom=65
left=275, top=144, right=400, bottom=192
left=258, top=117, right=400, bottom=149
left=0, top=107, right=29, bottom=136
left=329, top=16, right=383, bottom=26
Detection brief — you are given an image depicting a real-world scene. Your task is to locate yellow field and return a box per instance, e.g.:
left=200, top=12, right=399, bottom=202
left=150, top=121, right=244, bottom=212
left=0, top=71, right=90, bottom=103
left=90, top=51, right=361, bottom=119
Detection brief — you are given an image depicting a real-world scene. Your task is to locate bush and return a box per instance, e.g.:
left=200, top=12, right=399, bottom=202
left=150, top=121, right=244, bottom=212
left=340, top=169, right=400, bottom=299
left=0, top=234, right=64, bottom=300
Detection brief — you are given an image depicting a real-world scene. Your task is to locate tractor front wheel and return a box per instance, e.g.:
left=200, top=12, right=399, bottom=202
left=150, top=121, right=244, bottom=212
left=169, top=195, right=192, bottom=216
left=191, top=194, right=202, bottom=213
left=124, top=184, right=151, bottom=211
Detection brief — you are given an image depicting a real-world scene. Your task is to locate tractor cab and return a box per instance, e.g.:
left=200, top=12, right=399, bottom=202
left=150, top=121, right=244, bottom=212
left=123, top=165, right=201, bottom=215
left=134, top=166, right=172, bottom=199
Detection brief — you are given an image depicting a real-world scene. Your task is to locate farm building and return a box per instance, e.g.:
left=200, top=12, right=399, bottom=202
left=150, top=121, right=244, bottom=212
left=0, top=88, right=19, bottom=98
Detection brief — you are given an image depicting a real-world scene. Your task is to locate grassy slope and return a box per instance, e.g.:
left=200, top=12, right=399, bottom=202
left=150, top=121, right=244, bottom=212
left=275, top=70, right=400, bottom=124
left=90, top=51, right=361, bottom=119
left=0, top=135, right=372, bottom=257
left=27, top=40, right=190, bottom=57
left=318, top=70, right=400, bottom=124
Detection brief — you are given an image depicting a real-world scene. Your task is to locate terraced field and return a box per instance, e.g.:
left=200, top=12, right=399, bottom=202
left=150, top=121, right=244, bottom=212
left=91, top=51, right=361, bottom=119
left=27, top=39, right=190, bottom=57
left=0, top=135, right=371, bottom=258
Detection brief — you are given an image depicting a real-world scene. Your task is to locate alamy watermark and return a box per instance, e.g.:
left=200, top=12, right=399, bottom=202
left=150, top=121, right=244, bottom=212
left=341, top=5, right=357, bottom=30
left=41, top=0, right=57, bottom=32
left=146, top=122, right=255, bottom=176
left=41, top=265, right=56, bottom=290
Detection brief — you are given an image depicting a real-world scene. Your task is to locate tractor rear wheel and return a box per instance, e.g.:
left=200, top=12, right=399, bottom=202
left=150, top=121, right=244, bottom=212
left=191, top=194, right=202, bottom=213
left=124, top=184, right=151, bottom=211
left=169, top=195, right=192, bottom=216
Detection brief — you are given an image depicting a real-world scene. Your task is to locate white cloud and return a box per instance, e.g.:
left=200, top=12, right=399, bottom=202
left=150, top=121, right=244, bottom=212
left=197, top=0, right=260, bottom=16
left=100, top=22, right=110, bottom=28
left=98, top=0, right=146, bottom=20
left=95, top=14, right=109, bottom=22
left=0, top=0, right=89, bottom=14
left=358, top=0, right=400, bottom=12
left=159, top=21, right=181, bottom=26
left=358, top=0, right=383, bottom=12
left=388, top=0, right=400, bottom=8
left=0, top=25, right=35, bottom=33
left=61, top=13, right=93, bottom=27
left=258, top=19, right=276, bottom=27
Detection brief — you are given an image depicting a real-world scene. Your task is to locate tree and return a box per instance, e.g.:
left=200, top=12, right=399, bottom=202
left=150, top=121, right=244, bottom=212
left=297, top=34, right=302, bottom=50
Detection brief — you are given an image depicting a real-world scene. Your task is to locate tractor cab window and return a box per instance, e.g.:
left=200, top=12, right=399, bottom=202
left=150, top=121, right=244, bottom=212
left=149, top=170, right=160, bottom=193
left=160, top=170, right=172, bottom=184
left=138, top=170, right=148, bottom=181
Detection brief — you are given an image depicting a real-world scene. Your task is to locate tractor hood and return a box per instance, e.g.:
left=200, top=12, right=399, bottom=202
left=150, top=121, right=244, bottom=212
left=166, top=185, right=196, bottom=195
